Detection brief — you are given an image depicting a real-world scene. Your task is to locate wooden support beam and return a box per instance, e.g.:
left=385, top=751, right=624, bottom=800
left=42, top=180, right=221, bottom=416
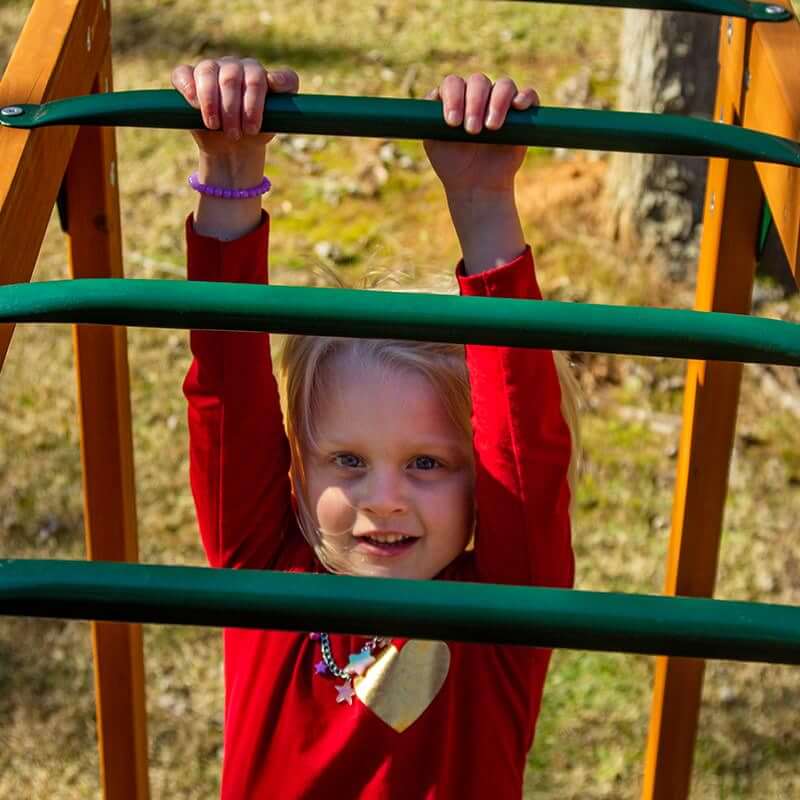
left=718, top=16, right=748, bottom=111
left=641, top=55, right=763, bottom=800
left=0, top=0, right=109, bottom=370
left=64, top=45, right=150, bottom=800
left=720, top=13, right=800, bottom=286
left=741, top=17, right=800, bottom=286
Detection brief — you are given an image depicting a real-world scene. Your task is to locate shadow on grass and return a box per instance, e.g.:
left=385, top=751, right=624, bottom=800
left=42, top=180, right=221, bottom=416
left=111, top=5, right=390, bottom=71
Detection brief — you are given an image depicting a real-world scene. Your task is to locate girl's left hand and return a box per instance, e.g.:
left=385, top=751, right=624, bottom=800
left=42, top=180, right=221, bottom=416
left=423, top=74, right=539, bottom=196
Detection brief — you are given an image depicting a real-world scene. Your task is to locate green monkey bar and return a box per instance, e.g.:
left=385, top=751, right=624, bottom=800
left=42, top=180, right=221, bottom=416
left=3, top=91, right=800, bottom=166
left=1, top=278, right=800, bottom=365
left=2, top=560, right=800, bottom=665
left=509, top=0, right=792, bottom=19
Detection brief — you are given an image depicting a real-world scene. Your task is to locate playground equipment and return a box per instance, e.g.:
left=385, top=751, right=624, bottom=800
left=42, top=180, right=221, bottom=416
left=0, top=1, right=798, bottom=798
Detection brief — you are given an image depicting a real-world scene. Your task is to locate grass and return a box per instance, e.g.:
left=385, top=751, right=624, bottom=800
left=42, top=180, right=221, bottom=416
left=1, top=0, right=799, bottom=798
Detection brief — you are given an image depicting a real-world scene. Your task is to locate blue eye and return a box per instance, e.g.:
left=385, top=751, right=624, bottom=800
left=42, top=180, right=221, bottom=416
left=333, top=453, right=364, bottom=469
left=411, top=456, right=440, bottom=471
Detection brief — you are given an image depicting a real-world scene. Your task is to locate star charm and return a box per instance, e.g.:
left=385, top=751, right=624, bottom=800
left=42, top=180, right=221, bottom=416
left=335, top=682, right=355, bottom=705
left=345, top=651, right=375, bottom=676
left=314, top=660, right=328, bottom=676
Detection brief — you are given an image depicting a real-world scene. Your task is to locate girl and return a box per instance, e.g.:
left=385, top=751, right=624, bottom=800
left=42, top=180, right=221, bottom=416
left=174, top=57, right=578, bottom=799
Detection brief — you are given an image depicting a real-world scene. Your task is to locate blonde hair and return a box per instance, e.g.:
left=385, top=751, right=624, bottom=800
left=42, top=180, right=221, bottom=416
left=277, top=275, right=581, bottom=570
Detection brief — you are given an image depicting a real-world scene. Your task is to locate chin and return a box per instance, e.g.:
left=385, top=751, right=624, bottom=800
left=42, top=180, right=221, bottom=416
left=351, top=562, right=427, bottom=581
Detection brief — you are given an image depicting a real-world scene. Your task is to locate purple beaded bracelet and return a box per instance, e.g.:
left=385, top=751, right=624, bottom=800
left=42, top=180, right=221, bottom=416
left=188, top=172, right=272, bottom=200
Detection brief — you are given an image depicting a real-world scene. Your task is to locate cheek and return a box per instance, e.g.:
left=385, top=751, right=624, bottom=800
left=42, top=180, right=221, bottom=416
left=425, top=474, right=474, bottom=540
left=314, top=485, right=355, bottom=531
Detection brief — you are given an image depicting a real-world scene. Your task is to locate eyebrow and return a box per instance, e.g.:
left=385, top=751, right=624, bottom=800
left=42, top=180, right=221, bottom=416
left=312, top=436, right=469, bottom=456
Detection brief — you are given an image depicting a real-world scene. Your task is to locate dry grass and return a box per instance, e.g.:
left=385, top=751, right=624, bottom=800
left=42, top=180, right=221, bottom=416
left=1, top=1, right=799, bottom=798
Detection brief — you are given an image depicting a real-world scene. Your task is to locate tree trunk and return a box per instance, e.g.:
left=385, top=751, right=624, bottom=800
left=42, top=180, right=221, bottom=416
left=605, top=11, right=720, bottom=279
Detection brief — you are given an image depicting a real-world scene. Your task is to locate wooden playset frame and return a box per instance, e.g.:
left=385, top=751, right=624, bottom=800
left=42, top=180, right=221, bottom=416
left=0, top=1, right=798, bottom=798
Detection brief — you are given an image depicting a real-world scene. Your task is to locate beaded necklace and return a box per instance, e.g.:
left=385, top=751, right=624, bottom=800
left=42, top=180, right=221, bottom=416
left=310, top=632, right=391, bottom=705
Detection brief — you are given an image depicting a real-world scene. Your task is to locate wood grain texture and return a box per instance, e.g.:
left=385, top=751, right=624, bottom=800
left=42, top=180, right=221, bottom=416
left=0, top=0, right=109, bottom=368
left=66, top=44, right=150, bottom=800
left=741, top=17, right=800, bottom=284
left=641, top=69, right=762, bottom=800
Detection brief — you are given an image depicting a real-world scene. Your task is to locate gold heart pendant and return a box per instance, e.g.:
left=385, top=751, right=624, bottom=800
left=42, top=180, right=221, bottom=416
left=354, top=640, right=450, bottom=733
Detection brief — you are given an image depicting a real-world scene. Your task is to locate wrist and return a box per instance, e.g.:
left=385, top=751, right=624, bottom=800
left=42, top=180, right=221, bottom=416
left=445, top=185, right=516, bottom=212
left=445, top=189, right=525, bottom=276
left=192, top=151, right=268, bottom=242
left=198, top=148, right=267, bottom=188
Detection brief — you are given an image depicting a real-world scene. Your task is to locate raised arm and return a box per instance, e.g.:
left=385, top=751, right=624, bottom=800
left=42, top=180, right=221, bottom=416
left=425, top=73, right=575, bottom=588
left=174, top=59, right=300, bottom=568
left=456, top=244, right=574, bottom=588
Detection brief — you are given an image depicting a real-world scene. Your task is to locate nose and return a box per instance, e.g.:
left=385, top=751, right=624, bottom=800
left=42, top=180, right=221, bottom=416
left=358, top=467, right=407, bottom=517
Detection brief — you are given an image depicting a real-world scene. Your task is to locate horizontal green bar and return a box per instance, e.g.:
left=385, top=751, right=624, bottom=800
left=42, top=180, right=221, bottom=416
left=509, top=0, right=791, bottom=19
left=1, top=278, right=799, bottom=366
left=1, top=559, right=799, bottom=664
left=2, top=91, right=799, bottom=166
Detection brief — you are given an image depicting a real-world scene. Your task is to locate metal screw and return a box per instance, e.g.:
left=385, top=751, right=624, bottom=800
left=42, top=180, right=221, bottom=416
left=744, top=69, right=751, bottom=91
left=86, top=27, right=92, bottom=51
left=765, top=4, right=785, bottom=13
left=710, top=192, right=716, bottom=213
left=0, top=106, right=23, bottom=116
left=719, top=110, right=725, bottom=123
left=727, top=19, right=733, bottom=43
left=110, top=161, right=117, bottom=187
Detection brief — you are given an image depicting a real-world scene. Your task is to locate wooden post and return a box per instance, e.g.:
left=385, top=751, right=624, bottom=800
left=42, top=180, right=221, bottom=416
left=64, top=47, right=150, bottom=800
left=0, top=0, right=109, bottom=368
left=741, top=16, right=800, bottom=285
left=641, top=21, right=762, bottom=800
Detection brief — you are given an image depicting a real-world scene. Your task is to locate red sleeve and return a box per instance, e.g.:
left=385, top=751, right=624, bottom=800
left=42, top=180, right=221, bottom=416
left=457, top=246, right=574, bottom=589
left=182, top=211, right=292, bottom=569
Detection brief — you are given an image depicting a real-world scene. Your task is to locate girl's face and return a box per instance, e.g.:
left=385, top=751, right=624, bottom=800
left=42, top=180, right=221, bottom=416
left=303, top=357, right=474, bottom=580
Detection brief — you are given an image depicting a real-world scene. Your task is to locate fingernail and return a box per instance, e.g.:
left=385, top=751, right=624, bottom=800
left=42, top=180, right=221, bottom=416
left=207, top=114, right=219, bottom=129
left=486, top=110, right=499, bottom=129
left=465, top=114, right=480, bottom=134
left=446, top=110, right=460, bottom=126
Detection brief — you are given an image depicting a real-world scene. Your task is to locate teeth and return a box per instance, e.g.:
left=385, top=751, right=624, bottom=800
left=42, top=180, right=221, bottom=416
left=365, top=534, right=412, bottom=544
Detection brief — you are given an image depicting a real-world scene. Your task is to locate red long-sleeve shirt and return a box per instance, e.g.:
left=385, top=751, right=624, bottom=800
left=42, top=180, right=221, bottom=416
left=183, top=211, right=574, bottom=799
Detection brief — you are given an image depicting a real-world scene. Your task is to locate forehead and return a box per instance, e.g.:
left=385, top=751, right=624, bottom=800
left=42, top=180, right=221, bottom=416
left=313, top=353, right=461, bottom=445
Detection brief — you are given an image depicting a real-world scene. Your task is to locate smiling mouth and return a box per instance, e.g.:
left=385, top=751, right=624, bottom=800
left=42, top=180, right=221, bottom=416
left=355, top=533, right=419, bottom=554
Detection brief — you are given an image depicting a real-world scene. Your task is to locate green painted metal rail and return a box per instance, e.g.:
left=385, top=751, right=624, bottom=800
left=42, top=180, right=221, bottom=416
left=510, top=0, right=791, bottom=19
left=2, top=278, right=799, bottom=365
left=2, top=91, right=800, bottom=166
left=1, top=559, right=799, bottom=664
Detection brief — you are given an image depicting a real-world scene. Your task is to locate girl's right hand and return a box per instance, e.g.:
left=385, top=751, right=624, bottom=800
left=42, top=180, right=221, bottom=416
left=171, top=58, right=300, bottom=159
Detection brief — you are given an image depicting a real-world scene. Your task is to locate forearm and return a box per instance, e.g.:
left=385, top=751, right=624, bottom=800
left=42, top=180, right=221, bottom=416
left=193, top=148, right=267, bottom=241
left=457, top=250, right=574, bottom=588
left=184, top=201, right=292, bottom=569
left=446, top=188, right=526, bottom=275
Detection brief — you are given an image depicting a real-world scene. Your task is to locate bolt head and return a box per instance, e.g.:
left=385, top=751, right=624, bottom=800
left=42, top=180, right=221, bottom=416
left=1, top=106, right=23, bottom=116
